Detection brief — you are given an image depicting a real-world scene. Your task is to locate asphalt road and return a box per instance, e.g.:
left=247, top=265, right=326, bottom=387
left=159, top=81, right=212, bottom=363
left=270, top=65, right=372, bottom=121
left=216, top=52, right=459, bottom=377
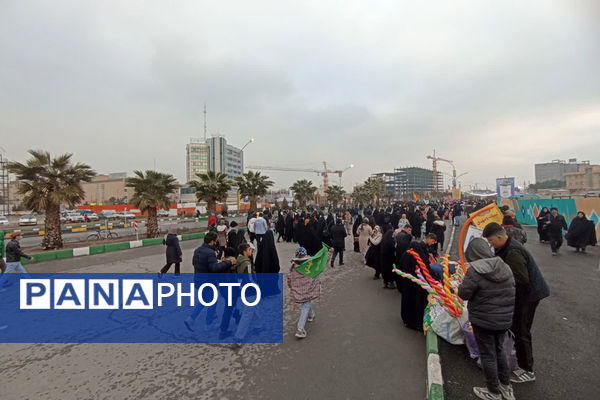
left=441, top=224, right=600, bottom=399
left=1, top=234, right=426, bottom=400
left=17, top=216, right=246, bottom=249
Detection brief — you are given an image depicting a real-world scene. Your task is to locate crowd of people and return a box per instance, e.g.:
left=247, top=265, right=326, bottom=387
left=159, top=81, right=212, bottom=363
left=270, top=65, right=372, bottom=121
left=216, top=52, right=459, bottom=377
left=536, top=207, right=597, bottom=255
left=150, top=200, right=596, bottom=398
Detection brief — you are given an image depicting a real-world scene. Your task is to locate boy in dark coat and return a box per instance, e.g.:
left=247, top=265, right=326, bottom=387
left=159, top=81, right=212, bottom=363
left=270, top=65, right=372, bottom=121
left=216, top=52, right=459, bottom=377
left=459, top=238, right=516, bottom=400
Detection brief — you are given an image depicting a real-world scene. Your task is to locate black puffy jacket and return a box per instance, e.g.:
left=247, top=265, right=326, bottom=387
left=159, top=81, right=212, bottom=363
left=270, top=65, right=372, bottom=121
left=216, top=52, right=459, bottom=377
left=330, top=223, right=347, bottom=249
left=458, top=257, right=515, bottom=330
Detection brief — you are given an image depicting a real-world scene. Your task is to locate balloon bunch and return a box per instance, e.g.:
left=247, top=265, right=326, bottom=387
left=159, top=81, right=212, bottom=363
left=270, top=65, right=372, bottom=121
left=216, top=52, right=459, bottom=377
left=392, top=249, right=467, bottom=317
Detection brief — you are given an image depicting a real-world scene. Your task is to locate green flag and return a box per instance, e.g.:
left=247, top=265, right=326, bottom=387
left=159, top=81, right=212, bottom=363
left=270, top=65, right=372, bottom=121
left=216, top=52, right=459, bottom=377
left=295, top=244, right=330, bottom=278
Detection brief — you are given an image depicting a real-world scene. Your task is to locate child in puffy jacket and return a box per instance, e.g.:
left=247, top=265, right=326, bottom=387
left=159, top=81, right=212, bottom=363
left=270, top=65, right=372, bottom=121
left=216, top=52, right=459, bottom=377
left=287, top=247, right=322, bottom=339
left=458, top=238, right=516, bottom=400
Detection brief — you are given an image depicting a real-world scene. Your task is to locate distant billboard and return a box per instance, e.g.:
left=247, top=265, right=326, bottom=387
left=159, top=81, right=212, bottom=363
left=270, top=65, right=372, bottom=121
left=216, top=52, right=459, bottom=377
left=496, top=177, right=515, bottom=199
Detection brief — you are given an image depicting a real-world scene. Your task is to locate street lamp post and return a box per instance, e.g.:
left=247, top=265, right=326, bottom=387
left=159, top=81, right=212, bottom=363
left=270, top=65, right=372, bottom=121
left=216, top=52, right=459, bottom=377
left=241, top=138, right=254, bottom=151
left=239, top=138, right=254, bottom=210
left=339, top=164, right=354, bottom=186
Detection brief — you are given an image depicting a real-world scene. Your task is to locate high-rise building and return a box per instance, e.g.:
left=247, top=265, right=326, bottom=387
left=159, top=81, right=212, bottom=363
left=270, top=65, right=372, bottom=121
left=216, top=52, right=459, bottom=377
left=186, top=136, right=244, bottom=183
left=186, top=139, right=210, bottom=183
left=371, top=167, right=442, bottom=195
left=206, top=136, right=243, bottom=178
left=534, top=159, right=589, bottom=183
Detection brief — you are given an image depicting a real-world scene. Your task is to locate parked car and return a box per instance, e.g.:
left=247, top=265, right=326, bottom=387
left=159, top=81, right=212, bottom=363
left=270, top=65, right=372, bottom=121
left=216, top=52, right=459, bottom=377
left=78, top=210, right=99, bottom=221
left=0, top=215, right=9, bottom=225
left=98, top=210, right=119, bottom=220
left=18, top=214, right=38, bottom=226
left=116, top=212, right=136, bottom=219
left=156, top=210, right=170, bottom=217
left=85, top=212, right=99, bottom=221
left=66, top=212, right=85, bottom=223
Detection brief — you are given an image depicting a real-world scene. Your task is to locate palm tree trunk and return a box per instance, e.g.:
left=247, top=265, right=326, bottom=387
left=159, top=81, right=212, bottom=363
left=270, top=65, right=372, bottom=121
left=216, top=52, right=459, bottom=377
left=250, top=196, right=257, bottom=212
left=207, top=200, right=216, bottom=216
left=146, top=208, right=159, bottom=238
left=43, top=201, right=63, bottom=249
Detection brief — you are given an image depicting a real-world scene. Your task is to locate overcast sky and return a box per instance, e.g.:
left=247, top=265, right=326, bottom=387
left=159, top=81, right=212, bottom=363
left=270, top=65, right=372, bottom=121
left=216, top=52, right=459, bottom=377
left=1, top=0, right=599, bottom=192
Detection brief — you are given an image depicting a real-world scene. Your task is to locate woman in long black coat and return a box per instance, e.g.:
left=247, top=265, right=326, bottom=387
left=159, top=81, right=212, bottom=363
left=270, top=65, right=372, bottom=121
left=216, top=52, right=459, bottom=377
left=537, top=207, right=551, bottom=242
left=275, top=213, right=286, bottom=242
left=159, top=228, right=182, bottom=276
left=365, top=226, right=383, bottom=279
left=566, top=211, right=597, bottom=252
left=352, top=214, right=363, bottom=252
left=398, top=240, right=431, bottom=330
left=380, top=224, right=396, bottom=289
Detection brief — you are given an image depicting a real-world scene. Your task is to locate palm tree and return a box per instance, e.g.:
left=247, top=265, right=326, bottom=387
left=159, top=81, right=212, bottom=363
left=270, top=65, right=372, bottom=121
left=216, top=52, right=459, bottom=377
left=290, top=179, right=317, bottom=210
left=325, top=185, right=346, bottom=208
left=351, top=185, right=371, bottom=206
left=364, top=177, right=386, bottom=206
left=188, top=170, right=232, bottom=216
left=7, top=150, right=95, bottom=249
left=234, top=171, right=274, bottom=211
left=126, top=170, right=179, bottom=238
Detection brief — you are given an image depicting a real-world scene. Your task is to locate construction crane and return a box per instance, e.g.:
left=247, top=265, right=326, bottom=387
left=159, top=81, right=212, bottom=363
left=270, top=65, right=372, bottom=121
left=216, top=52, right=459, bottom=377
left=426, top=150, right=465, bottom=190
left=246, top=162, right=354, bottom=191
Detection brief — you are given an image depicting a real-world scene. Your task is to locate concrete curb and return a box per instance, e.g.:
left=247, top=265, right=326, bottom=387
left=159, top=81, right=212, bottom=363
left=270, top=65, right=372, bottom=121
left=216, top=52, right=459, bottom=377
left=3, top=214, right=246, bottom=238
left=19, top=231, right=209, bottom=265
left=426, top=329, right=445, bottom=400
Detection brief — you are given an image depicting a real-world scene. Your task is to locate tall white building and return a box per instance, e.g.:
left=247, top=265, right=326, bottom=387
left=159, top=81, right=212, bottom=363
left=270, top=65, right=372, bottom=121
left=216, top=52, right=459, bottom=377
left=185, top=136, right=243, bottom=183
left=185, top=139, right=209, bottom=183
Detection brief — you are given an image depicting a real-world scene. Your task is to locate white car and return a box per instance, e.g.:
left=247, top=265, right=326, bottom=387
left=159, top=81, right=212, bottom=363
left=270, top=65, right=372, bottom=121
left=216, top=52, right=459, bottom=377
left=116, top=212, right=136, bottom=219
left=0, top=215, right=9, bottom=225
left=156, top=210, right=170, bottom=217
left=66, top=212, right=85, bottom=223
left=19, top=215, right=38, bottom=226
left=98, top=210, right=119, bottom=220
left=85, top=212, right=99, bottom=221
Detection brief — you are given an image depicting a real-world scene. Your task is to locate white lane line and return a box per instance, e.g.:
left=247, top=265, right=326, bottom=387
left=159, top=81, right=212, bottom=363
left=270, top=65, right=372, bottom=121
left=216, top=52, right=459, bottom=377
left=445, top=221, right=456, bottom=255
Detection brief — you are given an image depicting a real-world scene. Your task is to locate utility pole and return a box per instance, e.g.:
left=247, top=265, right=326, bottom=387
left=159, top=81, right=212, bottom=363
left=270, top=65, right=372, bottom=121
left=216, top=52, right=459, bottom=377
left=203, top=103, right=207, bottom=141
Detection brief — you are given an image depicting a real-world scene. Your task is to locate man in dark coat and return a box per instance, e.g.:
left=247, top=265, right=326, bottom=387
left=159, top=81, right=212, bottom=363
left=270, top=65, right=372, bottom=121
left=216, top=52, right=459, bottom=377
left=483, top=223, right=550, bottom=384
left=566, top=211, right=597, bottom=252
left=184, top=232, right=236, bottom=331
left=452, top=203, right=462, bottom=226
left=330, top=218, right=347, bottom=267
left=398, top=235, right=437, bottom=330
left=545, top=207, right=568, bottom=255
